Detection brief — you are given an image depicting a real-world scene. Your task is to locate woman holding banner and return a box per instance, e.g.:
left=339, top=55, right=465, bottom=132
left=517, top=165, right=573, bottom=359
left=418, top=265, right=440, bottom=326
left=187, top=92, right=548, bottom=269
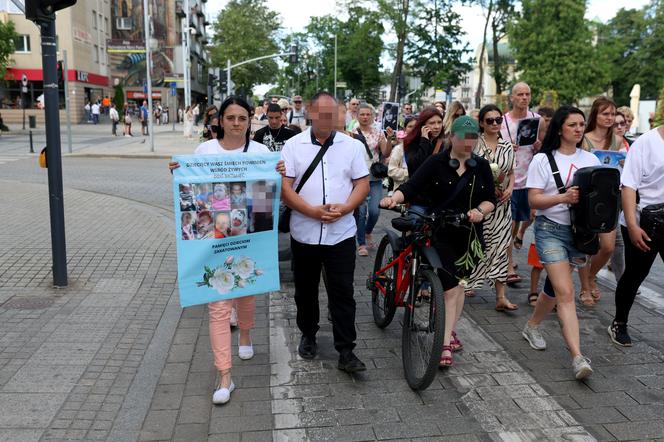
left=169, top=96, right=283, bottom=405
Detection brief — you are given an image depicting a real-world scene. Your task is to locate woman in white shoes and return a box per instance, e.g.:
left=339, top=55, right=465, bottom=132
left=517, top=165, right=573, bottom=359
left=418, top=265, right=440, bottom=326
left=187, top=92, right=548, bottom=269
left=522, top=106, right=599, bottom=380
left=169, top=96, right=284, bottom=404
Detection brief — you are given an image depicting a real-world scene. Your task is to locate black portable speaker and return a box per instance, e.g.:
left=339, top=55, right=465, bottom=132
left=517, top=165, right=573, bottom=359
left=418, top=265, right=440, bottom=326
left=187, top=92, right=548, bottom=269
left=571, top=166, right=621, bottom=233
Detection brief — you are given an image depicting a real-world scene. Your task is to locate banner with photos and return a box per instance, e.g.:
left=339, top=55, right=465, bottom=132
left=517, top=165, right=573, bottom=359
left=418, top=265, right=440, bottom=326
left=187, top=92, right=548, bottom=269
left=172, top=153, right=282, bottom=307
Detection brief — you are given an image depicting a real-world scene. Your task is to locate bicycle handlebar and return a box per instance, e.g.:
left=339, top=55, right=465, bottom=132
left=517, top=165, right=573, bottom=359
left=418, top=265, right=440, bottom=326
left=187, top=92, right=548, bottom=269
left=382, top=204, right=468, bottom=226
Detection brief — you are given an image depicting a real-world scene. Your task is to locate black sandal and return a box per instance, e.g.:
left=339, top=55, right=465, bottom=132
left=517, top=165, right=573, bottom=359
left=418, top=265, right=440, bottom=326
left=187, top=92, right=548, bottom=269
left=513, top=236, right=524, bottom=250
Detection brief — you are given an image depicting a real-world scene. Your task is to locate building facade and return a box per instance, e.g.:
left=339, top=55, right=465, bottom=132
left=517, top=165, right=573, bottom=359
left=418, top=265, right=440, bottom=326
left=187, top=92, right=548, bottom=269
left=1, top=1, right=113, bottom=123
left=1, top=0, right=209, bottom=124
left=108, top=0, right=209, bottom=115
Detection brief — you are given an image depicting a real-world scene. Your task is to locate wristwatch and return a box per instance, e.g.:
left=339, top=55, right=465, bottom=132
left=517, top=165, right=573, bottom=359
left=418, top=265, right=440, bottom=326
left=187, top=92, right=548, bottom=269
left=475, top=206, right=485, bottom=216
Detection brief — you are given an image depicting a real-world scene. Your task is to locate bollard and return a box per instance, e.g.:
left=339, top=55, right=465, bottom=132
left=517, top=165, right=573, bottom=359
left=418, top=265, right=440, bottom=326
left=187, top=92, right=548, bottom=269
left=28, top=116, right=36, bottom=153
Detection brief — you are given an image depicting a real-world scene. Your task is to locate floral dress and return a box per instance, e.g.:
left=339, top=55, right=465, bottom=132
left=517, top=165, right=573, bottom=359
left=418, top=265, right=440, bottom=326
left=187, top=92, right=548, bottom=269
left=467, top=135, right=514, bottom=288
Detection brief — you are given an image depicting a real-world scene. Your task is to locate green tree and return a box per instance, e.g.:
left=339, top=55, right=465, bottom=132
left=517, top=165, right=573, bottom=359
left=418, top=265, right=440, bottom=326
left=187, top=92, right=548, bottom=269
left=269, top=33, right=320, bottom=100
left=489, top=0, right=515, bottom=96
left=654, top=87, right=664, bottom=127
left=507, top=0, right=608, bottom=104
left=376, top=0, right=410, bottom=102
left=113, top=84, right=125, bottom=107
left=407, top=0, right=471, bottom=97
left=304, top=7, right=384, bottom=103
left=633, top=0, right=664, bottom=99
left=596, top=7, right=649, bottom=105
left=209, top=0, right=281, bottom=94
left=0, top=20, right=18, bottom=79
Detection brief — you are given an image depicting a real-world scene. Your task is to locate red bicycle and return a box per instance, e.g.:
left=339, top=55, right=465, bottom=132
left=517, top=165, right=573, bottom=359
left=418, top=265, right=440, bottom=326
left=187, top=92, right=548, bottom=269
left=367, top=206, right=467, bottom=390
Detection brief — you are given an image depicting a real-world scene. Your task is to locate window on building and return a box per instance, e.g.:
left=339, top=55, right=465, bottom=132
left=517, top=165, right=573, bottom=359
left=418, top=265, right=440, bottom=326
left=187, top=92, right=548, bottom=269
left=105, top=18, right=110, bottom=36
left=94, top=44, right=99, bottom=63
left=92, top=9, right=97, bottom=29
left=13, top=35, right=31, bottom=53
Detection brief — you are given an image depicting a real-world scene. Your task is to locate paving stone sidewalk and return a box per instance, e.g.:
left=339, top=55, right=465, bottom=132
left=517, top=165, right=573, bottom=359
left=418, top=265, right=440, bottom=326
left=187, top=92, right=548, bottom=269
left=0, top=180, right=180, bottom=442
left=3, top=178, right=664, bottom=441
left=147, top=214, right=662, bottom=441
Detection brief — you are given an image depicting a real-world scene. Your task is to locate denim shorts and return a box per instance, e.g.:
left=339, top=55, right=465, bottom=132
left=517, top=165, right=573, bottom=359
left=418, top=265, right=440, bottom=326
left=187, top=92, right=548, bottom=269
left=534, top=216, right=588, bottom=267
left=511, top=189, right=530, bottom=222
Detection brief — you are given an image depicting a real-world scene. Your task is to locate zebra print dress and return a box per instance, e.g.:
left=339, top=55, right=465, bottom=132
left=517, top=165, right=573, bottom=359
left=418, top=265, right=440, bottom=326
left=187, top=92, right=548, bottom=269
left=467, top=136, right=514, bottom=289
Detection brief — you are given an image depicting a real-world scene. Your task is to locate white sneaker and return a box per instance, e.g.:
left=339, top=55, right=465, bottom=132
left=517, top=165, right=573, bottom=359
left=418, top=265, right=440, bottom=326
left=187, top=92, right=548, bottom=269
left=212, top=380, right=235, bottom=404
left=573, top=355, right=593, bottom=380
left=522, top=322, right=547, bottom=350
left=238, top=335, right=254, bottom=360
left=230, top=307, right=238, bottom=328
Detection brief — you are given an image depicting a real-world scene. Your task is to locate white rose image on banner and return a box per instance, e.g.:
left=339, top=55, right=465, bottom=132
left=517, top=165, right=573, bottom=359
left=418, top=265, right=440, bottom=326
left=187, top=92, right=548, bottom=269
left=233, top=257, right=255, bottom=279
left=197, top=256, right=263, bottom=295
left=209, top=270, right=235, bottom=294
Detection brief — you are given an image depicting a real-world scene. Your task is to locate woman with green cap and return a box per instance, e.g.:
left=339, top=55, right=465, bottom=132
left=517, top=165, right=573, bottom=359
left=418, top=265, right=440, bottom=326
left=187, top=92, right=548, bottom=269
left=381, top=115, right=497, bottom=368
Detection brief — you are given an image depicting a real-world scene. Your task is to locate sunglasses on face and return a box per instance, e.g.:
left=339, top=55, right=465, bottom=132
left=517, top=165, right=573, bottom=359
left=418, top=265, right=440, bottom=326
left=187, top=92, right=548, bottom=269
left=614, top=121, right=626, bottom=127
left=484, top=117, right=503, bottom=125
left=293, top=100, right=302, bottom=103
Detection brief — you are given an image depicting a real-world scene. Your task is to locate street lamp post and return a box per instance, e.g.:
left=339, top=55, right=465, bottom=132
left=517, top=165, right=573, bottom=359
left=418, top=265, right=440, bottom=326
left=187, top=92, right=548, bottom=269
left=333, top=35, right=337, bottom=98
left=143, top=0, right=154, bottom=152
left=182, top=0, right=191, bottom=109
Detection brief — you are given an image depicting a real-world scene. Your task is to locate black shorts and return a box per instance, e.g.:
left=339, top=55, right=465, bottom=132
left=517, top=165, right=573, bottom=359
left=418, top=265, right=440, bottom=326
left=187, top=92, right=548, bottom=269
left=141, top=120, right=147, bottom=127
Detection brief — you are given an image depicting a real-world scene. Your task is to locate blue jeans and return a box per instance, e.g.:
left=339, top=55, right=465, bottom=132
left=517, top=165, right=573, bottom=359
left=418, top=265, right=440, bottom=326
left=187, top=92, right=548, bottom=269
left=355, top=180, right=383, bottom=246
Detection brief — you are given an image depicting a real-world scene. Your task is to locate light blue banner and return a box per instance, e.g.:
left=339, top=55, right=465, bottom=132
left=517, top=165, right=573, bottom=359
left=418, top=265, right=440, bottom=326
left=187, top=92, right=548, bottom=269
left=592, top=150, right=626, bottom=168
left=172, top=153, right=282, bottom=307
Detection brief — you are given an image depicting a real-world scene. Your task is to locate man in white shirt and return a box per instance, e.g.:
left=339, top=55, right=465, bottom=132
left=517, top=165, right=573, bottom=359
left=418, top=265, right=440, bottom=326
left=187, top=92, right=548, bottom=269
left=345, top=97, right=360, bottom=131
left=500, top=82, right=541, bottom=284
left=288, top=95, right=306, bottom=126
left=91, top=101, right=100, bottom=125
left=109, top=103, right=120, bottom=136
left=609, top=125, right=664, bottom=347
left=281, top=91, right=370, bottom=372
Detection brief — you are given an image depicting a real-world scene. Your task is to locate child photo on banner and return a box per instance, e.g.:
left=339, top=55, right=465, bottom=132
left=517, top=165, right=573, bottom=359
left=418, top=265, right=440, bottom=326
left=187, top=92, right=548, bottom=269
left=172, top=153, right=282, bottom=307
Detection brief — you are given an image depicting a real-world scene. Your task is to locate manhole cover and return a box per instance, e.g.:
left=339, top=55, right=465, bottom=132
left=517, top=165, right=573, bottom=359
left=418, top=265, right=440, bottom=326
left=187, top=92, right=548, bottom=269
left=2, top=297, right=54, bottom=310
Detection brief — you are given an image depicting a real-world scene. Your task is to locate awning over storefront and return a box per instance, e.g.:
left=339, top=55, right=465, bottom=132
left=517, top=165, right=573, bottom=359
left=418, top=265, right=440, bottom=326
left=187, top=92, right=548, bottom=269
left=4, top=68, right=109, bottom=87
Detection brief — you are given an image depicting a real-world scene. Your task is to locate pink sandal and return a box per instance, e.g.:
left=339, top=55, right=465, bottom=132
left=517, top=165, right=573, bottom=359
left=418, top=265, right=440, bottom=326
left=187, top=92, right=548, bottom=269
left=439, top=345, right=453, bottom=367
left=450, top=331, right=463, bottom=352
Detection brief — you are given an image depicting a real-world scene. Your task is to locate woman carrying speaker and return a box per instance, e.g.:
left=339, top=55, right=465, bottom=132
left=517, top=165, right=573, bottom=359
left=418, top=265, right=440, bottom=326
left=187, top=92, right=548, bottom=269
left=380, top=116, right=496, bottom=367
left=578, top=97, right=621, bottom=305
left=522, top=106, right=600, bottom=380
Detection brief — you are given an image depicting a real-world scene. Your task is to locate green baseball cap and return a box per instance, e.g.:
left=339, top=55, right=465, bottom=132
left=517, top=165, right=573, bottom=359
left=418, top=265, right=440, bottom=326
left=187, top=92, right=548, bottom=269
left=451, top=115, right=479, bottom=138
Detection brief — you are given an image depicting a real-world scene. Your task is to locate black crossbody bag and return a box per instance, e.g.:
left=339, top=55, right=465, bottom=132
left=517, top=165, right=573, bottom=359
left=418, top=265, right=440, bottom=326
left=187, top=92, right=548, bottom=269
left=545, top=152, right=599, bottom=255
left=355, top=129, right=389, bottom=179
left=278, top=142, right=332, bottom=233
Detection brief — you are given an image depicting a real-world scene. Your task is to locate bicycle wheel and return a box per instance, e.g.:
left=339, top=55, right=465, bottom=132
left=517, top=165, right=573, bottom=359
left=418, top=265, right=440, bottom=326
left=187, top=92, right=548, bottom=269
left=402, top=268, right=445, bottom=390
left=371, top=235, right=397, bottom=328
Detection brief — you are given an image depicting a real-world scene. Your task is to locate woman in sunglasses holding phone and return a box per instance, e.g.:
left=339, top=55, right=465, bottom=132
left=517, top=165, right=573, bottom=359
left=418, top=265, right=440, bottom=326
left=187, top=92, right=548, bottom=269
left=465, top=105, right=518, bottom=312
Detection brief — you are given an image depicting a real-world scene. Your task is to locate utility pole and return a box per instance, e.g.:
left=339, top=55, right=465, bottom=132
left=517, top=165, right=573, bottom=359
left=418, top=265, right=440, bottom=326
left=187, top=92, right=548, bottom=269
left=227, top=59, right=231, bottom=97
left=143, top=0, right=154, bottom=152
left=182, top=0, right=191, bottom=108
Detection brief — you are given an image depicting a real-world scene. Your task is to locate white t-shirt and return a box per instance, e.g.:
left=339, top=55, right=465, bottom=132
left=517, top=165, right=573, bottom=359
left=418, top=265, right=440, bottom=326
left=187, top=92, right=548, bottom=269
left=620, top=127, right=664, bottom=227
left=194, top=139, right=270, bottom=155
left=526, top=149, right=601, bottom=225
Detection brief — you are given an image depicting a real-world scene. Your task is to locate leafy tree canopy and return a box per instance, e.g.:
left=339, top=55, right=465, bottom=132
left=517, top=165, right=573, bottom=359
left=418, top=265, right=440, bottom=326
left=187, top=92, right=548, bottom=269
left=0, top=20, right=18, bottom=79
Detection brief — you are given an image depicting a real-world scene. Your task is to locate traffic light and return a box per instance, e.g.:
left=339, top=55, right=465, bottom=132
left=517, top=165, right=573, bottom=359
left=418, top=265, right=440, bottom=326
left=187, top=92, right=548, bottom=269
left=26, top=0, right=77, bottom=22
left=220, top=76, right=228, bottom=96
left=398, top=73, right=406, bottom=100
left=289, top=44, right=298, bottom=64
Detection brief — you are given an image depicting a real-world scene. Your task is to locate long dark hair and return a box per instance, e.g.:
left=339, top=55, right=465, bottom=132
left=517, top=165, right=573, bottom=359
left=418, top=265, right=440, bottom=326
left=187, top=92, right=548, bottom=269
left=217, top=96, right=253, bottom=148
left=478, top=104, right=502, bottom=133
left=539, top=106, right=586, bottom=155
left=403, top=107, right=445, bottom=152
left=585, top=96, right=616, bottom=149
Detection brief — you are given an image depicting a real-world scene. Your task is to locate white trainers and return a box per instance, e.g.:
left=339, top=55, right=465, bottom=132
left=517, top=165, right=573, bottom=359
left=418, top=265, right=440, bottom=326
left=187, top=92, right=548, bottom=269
left=230, top=307, right=238, bottom=328
left=572, top=355, right=593, bottom=380
left=522, top=322, right=547, bottom=350
left=212, top=380, right=235, bottom=404
left=238, top=335, right=254, bottom=360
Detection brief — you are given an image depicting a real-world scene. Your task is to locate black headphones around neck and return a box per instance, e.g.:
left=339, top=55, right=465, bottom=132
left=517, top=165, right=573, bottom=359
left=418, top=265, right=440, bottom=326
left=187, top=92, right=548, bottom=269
left=445, top=149, right=477, bottom=170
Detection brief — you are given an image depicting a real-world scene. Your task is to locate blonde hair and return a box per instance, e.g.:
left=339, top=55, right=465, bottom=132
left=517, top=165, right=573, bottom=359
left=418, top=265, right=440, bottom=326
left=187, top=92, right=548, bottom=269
left=617, top=106, right=634, bottom=120
left=443, top=101, right=465, bottom=135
